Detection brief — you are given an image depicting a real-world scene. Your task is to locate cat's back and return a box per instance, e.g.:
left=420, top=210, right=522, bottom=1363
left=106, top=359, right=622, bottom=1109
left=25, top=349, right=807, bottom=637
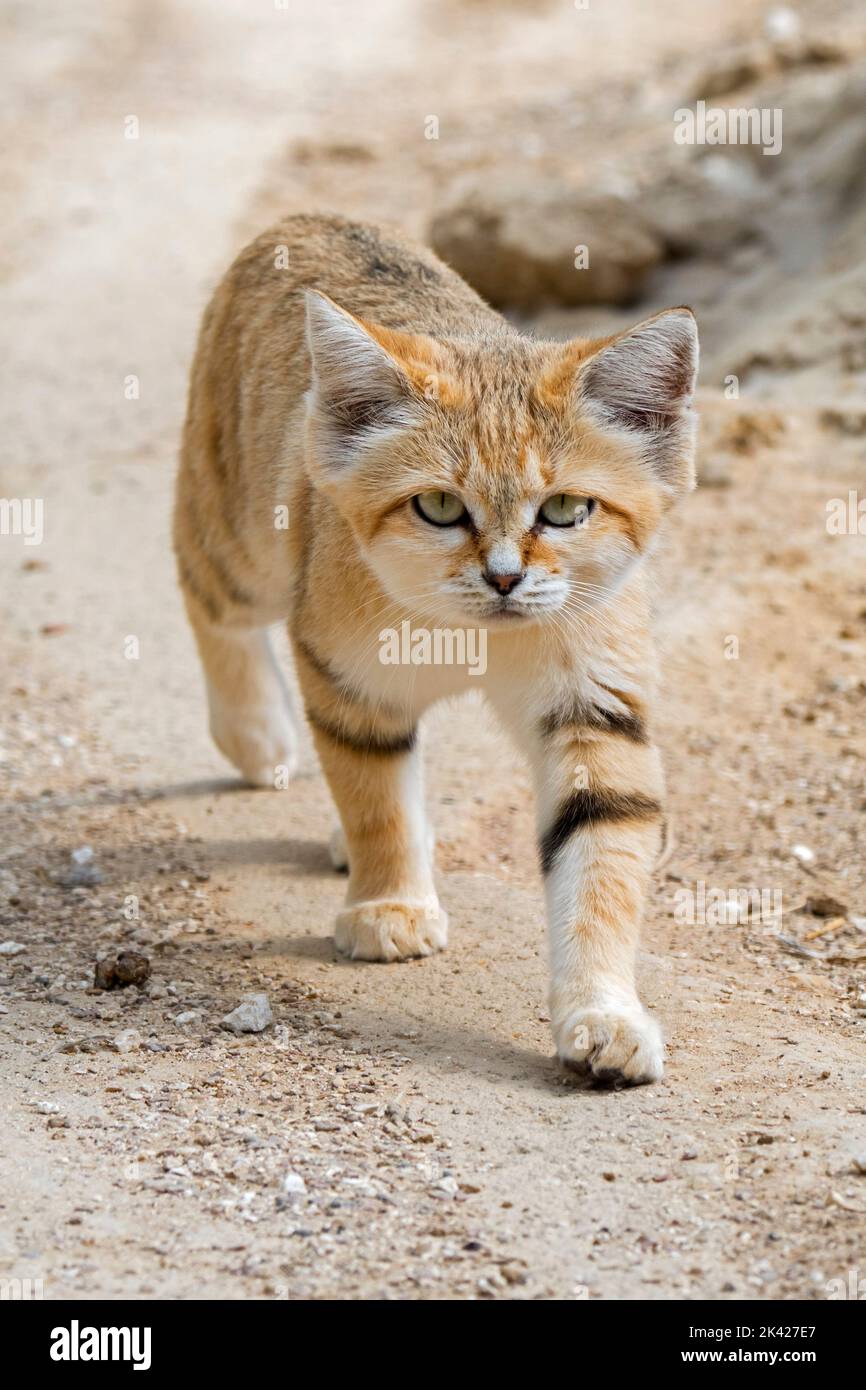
left=185, top=214, right=503, bottom=473
left=210, top=212, right=500, bottom=367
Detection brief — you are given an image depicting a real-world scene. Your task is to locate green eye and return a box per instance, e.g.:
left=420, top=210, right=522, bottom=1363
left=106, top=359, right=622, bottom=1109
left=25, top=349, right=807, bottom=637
left=414, top=491, right=467, bottom=527
left=539, top=494, right=593, bottom=528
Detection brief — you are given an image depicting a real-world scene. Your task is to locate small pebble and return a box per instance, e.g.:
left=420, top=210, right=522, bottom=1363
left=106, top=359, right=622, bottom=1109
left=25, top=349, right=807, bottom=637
left=764, top=6, right=801, bottom=43
left=431, top=1176, right=459, bottom=1198
left=220, top=993, right=273, bottom=1034
left=112, top=1028, right=143, bottom=1054
left=804, top=895, right=846, bottom=918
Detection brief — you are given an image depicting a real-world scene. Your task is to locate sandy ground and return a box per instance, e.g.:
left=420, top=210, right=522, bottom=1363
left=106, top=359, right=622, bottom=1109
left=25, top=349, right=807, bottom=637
left=1, top=0, right=865, bottom=1300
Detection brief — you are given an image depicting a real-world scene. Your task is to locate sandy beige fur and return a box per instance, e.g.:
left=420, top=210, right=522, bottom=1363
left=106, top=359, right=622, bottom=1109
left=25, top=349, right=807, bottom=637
left=174, top=213, right=698, bottom=1084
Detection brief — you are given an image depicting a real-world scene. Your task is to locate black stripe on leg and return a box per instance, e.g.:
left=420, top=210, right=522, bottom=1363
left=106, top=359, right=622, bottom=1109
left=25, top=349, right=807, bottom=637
left=294, top=636, right=347, bottom=687
left=589, top=705, right=647, bottom=743
left=177, top=560, right=222, bottom=623
left=293, top=634, right=405, bottom=721
left=185, top=498, right=258, bottom=609
left=307, top=709, right=417, bottom=756
left=540, top=701, right=647, bottom=744
left=540, top=789, right=662, bottom=873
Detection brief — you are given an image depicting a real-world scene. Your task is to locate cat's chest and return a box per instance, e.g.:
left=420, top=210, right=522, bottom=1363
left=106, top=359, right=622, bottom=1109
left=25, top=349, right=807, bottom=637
left=346, top=619, right=489, bottom=711
left=336, top=619, right=623, bottom=717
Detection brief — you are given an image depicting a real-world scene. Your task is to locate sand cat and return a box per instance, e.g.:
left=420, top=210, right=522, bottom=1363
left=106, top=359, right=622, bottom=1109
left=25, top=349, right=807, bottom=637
left=174, top=213, right=698, bottom=1085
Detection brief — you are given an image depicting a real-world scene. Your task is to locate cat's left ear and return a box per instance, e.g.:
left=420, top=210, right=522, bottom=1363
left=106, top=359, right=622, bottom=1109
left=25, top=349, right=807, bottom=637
left=304, top=291, right=450, bottom=481
left=568, top=307, right=699, bottom=496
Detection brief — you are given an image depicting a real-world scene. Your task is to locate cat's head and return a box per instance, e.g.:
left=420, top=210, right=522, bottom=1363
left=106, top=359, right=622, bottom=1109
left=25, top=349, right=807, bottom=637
left=303, top=291, right=698, bottom=629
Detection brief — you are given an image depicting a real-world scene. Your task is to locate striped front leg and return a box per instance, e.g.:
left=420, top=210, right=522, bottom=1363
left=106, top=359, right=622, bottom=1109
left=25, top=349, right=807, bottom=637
left=535, top=700, right=665, bottom=1084
left=293, top=635, right=445, bottom=962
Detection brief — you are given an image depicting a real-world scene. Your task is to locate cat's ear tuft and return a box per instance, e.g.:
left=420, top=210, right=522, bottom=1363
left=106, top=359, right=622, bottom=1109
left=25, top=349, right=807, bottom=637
left=304, top=291, right=420, bottom=449
left=578, top=308, right=699, bottom=495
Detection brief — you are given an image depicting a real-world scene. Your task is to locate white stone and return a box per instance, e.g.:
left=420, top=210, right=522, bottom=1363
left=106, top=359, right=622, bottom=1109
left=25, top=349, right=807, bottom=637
left=220, top=993, right=273, bottom=1034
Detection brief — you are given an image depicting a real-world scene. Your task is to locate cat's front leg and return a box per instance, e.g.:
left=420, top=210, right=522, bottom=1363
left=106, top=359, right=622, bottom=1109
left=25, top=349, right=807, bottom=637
left=533, top=698, right=666, bottom=1084
left=294, top=639, right=445, bottom=961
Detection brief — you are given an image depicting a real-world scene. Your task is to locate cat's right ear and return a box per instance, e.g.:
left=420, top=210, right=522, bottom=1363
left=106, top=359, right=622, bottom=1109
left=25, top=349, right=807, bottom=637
left=304, top=292, right=424, bottom=480
left=541, top=308, right=699, bottom=499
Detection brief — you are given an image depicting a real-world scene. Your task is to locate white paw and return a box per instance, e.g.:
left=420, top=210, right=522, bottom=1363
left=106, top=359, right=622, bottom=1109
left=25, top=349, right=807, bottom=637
left=554, top=1002, right=664, bottom=1086
left=209, top=701, right=298, bottom=788
left=329, top=824, right=349, bottom=871
left=335, top=899, right=447, bottom=962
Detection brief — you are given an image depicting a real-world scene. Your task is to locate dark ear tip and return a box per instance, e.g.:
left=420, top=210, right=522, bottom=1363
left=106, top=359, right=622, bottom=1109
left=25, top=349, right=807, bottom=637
left=657, top=307, right=699, bottom=353
left=667, top=306, right=698, bottom=332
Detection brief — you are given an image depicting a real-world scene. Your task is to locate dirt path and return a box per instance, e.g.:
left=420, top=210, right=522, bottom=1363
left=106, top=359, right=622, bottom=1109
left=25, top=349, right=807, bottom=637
left=2, top=0, right=865, bottom=1300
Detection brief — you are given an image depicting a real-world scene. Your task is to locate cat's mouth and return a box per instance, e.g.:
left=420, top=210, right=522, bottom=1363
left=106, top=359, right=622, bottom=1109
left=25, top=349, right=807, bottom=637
left=433, top=579, right=568, bottom=627
left=480, top=598, right=546, bottom=625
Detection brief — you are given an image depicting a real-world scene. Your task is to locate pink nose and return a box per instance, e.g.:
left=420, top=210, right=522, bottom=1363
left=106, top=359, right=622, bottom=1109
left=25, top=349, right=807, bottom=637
left=483, top=569, right=524, bottom=595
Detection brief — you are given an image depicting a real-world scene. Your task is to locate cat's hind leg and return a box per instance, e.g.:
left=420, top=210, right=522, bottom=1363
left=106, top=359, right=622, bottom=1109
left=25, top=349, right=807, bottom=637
left=180, top=588, right=299, bottom=788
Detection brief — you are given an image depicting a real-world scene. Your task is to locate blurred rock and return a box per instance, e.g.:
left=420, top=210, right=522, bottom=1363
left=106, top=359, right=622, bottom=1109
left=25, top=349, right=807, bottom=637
left=774, top=65, right=866, bottom=184
left=691, top=43, right=772, bottom=99
left=429, top=179, right=662, bottom=308
left=715, top=410, right=787, bottom=455
left=0, top=870, right=20, bottom=905
left=637, top=161, right=764, bottom=258
left=820, top=408, right=866, bottom=436
left=691, top=26, right=849, bottom=99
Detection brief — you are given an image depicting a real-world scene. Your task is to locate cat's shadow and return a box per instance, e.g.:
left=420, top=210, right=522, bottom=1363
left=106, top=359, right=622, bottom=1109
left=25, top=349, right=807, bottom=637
left=49, top=832, right=333, bottom=879
left=258, top=930, right=620, bottom=1097
left=11, top=773, right=319, bottom=818
left=35, top=778, right=617, bottom=1096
